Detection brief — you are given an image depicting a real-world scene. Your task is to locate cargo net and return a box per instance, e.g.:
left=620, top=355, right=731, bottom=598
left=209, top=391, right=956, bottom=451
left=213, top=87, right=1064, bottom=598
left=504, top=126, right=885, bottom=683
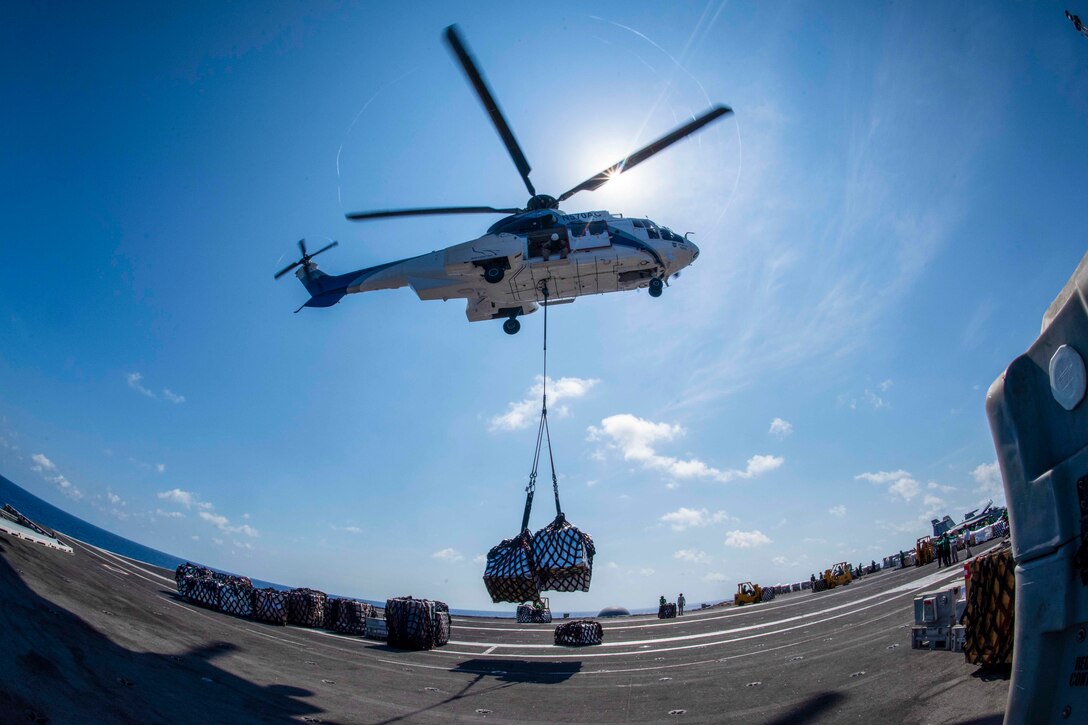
left=334, top=600, right=374, bottom=636
left=252, top=588, right=288, bottom=626
left=218, top=583, right=254, bottom=618
left=176, top=562, right=209, bottom=586
left=964, top=545, right=1015, bottom=665
left=188, top=578, right=222, bottom=609
left=287, top=588, right=327, bottom=628
left=658, top=603, right=677, bottom=619
left=177, top=575, right=198, bottom=599
left=386, top=596, right=450, bottom=650
left=324, top=598, right=342, bottom=629
left=483, top=530, right=540, bottom=604
left=533, top=514, right=595, bottom=593
left=554, top=619, right=603, bottom=647
left=434, top=611, right=451, bottom=646
left=517, top=604, right=553, bottom=623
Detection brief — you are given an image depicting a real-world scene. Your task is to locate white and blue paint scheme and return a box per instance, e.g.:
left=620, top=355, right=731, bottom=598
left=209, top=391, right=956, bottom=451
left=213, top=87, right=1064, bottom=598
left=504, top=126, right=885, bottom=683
left=293, top=209, right=699, bottom=334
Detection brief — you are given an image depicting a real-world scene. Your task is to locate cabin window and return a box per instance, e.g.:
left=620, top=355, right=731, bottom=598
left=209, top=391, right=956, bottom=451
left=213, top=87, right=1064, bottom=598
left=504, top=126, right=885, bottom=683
left=646, top=224, right=660, bottom=239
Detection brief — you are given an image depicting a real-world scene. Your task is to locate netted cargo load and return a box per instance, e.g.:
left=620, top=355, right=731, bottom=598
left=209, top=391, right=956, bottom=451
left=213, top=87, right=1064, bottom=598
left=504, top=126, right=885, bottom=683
left=483, top=530, right=540, bottom=604
left=434, top=610, right=451, bottom=646
left=554, top=619, right=603, bottom=646
left=658, top=603, right=677, bottom=619
left=175, top=562, right=210, bottom=585
left=177, top=575, right=198, bottom=599
left=517, top=604, right=553, bottom=623
left=386, top=596, right=446, bottom=650
left=287, top=588, right=327, bottom=628
left=252, top=588, right=288, bottom=625
left=188, top=578, right=222, bottom=609
left=812, top=579, right=828, bottom=593
left=533, top=514, right=595, bottom=593
left=761, top=587, right=776, bottom=602
left=210, top=571, right=252, bottom=589
left=334, top=600, right=372, bottom=636
left=218, top=583, right=254, bottom=618
left=324, top=598, right=343, bottom=630
left=964, top=545, right=1015, bottom=665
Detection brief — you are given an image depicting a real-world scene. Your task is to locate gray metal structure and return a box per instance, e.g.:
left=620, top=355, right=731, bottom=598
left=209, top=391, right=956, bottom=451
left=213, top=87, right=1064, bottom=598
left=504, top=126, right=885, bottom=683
left=987, top=251, right=1088, bottom=722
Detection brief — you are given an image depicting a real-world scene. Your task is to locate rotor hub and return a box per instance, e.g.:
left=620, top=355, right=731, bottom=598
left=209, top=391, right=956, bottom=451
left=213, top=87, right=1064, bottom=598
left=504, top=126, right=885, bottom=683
left=526, top=194, right=558, bottom=211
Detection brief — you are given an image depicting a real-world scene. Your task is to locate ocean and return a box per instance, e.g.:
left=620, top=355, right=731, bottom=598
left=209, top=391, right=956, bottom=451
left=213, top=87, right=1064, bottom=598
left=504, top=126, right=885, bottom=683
left=0, top=473, right=605, bottom=617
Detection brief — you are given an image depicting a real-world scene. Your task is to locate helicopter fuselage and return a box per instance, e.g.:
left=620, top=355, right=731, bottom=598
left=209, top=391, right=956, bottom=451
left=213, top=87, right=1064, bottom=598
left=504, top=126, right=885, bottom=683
left=297, top=210, right=698, bottom=328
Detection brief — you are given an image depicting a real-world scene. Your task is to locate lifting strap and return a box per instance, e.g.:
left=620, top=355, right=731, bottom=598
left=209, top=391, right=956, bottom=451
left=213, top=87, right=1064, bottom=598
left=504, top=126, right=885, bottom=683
left=520, top=281, right=563, bottom=531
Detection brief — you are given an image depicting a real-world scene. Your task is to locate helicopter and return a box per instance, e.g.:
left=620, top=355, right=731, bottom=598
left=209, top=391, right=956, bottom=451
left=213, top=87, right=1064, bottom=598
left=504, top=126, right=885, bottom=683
left=276, top=25, right=733, bottom=335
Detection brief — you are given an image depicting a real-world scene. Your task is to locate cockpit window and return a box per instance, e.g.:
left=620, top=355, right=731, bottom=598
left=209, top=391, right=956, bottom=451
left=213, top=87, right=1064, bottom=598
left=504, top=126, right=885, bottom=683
left=646, top=224, right=660, bottom=240
left=660, top=227, right=683, bottom=242
left=632, top=219, right=645, bottom=228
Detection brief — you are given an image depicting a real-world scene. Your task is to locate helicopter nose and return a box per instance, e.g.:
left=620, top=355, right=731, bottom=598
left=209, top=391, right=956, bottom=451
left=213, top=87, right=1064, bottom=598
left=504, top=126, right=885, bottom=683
left=688, top=240, right=700, bottom=261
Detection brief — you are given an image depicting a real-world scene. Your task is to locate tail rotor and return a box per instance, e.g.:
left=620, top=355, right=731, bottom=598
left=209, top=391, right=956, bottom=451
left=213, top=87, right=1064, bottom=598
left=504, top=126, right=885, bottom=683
left=274, top=238, right=339, bottom=280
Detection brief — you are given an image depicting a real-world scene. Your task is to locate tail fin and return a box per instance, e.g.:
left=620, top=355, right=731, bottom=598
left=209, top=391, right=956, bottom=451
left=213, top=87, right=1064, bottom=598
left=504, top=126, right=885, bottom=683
left=295, top=264, right=346, bottom=310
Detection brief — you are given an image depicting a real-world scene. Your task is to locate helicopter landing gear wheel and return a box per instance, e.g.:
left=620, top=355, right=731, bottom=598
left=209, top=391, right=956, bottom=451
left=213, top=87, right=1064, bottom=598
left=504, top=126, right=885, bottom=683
left=503, top=318, right=521, bottom=335
left=484, top=265, right=505, bottom=284
left=648, top=277, right=664, bottom=298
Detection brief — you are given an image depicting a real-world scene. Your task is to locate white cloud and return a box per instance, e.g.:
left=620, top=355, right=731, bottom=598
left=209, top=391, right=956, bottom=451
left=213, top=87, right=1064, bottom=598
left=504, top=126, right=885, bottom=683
left=473, top=554, right=487, bottom=565
left=828, top=505, right=847, bottom=518
left=638, top=568, right=655, bottom=577
left=489, top=376, right=599, bottom=431
left=772, top=555, right=802, bottom=567
left=162, top=388, right=186, bottom=404
left=330, top=524, right=363, bottom=534
left=879, top=379, right=894, bottom=392
left=127, top=372, right=156, bottom=399
left=158, top=488, right=197, bottom=507
left=191, top=535, right=199, bottom=541
left=433, top=548, right=464, bottom=562
left=31, top=453, right=56, bottom=472
left=972, top=461, right=1005, bottom=505
left=674, top=549, right=711, bottom=565
left=769, top=418, right=793, bottom=439
left=703, top=572, right=729, bottom=583
left=586, top=479, right=598, bottom=488
left=661, top=507, right=733, bottom=531
left=106, top=490, right=123, bottom=506
left=212, top=537, right=224, bottom=546
left=588, top=414, right=783, bottom=482
left=856, top=469, right=920, bottom=501
left=155, top=509, right=185, bottom=519
left=606, top=561, right=620, bottom=569
left=199, top=510, right=259, bottom=538
left=156, top=463, right=166, bottom=474
left=31, top=452, right=81, bottom=499
left=724, top=530, right=772, bottom=548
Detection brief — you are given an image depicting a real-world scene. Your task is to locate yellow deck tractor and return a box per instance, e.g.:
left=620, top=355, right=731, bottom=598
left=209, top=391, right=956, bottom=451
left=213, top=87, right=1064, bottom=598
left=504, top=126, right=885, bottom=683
left=824, top=561, right=853, bottom=589
left=734, top=581, right=763, bottom=606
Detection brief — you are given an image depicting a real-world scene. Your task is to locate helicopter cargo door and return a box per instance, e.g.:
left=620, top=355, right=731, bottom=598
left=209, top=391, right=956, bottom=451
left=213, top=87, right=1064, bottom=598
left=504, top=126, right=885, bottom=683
left=568, top=220, right=611, bottom=252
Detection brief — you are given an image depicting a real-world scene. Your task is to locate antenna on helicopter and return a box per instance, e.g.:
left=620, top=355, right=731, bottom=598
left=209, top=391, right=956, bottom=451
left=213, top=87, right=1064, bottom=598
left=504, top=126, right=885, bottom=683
left=274, top=238, right=339, bottom=281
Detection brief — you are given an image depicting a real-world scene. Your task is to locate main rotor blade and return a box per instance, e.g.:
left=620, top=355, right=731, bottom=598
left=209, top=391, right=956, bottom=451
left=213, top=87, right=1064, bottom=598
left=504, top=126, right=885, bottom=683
left=309, top=240, right=339, bottom=257
left=345, top=205, right=521, bottom=221
left=557, top=105, right=734, bottom=202
left=274, top=260, right=302, bottom=280
left=444, top=24, right=536, bottom=197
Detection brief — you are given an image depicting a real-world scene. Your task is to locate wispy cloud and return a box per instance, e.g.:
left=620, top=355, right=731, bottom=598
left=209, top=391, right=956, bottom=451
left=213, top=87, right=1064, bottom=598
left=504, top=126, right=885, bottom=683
left=661, top=507, right=733, bottom=531
left=155, top=509, right=184, bottom=519
left=330, top=524, right=363, bottom=534
left=971, top=461, right=1004, bottom=505
left=703, top=572, right=729, bottom=583
left=433, top=548, right=464, bottom=562
left=127, top=372, right=185, bottom=404
left=31, top=452, right=82, bottom=499
left=674, top=549, right=711, bottom=564
left=828, top=504, right=847, bottom=518
left=724, top=530, right=772, bottom=548
left=856, top=469, right=920, bottom=501
left=490, top=376, right=599, bottom=431
left=157, top=488, right=198, bottom=507
left=768, top=418, right=793, bottom=439
left=198, top=510, right=259, bottom=537
left=588, top=414, right=784, bottom=482
left=127, top=372, right=156, bottom=399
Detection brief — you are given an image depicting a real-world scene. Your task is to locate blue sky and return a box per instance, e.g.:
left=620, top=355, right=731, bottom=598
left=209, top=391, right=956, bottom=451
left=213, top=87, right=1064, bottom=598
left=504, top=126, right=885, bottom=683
left=2, top=1, right=1085, bottom=611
